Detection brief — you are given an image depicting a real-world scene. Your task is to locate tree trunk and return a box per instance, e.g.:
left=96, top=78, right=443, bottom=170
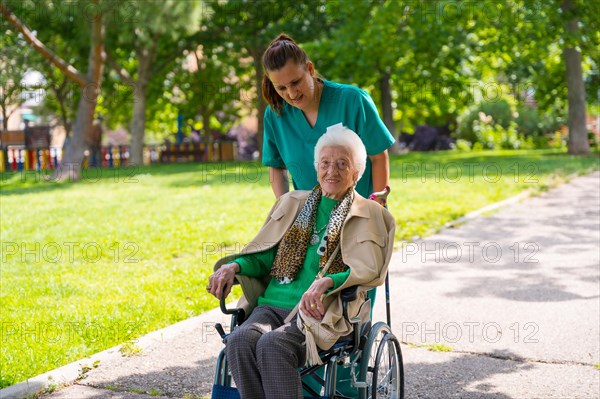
left=129, top=58, right=150, bottom=167
left=128, top=40, right=158, bottom=166
left=129, top=80, right=148, bottom=166
left=379, top=70, right=397, bottom=153
left=56, top=89, right=72, bottom=137
left=202, top=111, right=211, bottom=141
left=0, top=85, right=25, bottom=131
left=562, top=0, right=589, bottom=155
left=57, top=6, right=105, bottom=180
left=250, top=48, right=266, bottom=158
left=1, top=105, right=7, bottom=131
left=59, top=91, right=96, bottom=179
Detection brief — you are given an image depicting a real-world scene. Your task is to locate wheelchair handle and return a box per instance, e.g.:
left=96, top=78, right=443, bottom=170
left=219, top=286, right=238, bottom=315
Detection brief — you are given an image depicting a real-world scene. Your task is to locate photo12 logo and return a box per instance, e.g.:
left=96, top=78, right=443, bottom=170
left=400, top=321, right=540, bottom=345
left=401, top=241, right=540, bottom=264
left=1, top=241, right=140, bottom=264
left=1, top=320, right=145, bottom=345
left=400, top=161, right=539, bottom=184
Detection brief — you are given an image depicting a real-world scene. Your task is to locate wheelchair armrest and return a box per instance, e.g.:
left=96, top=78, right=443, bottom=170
left=341, top=286, right=359, bottom=322
left=340, top=286, right=358, bottom=302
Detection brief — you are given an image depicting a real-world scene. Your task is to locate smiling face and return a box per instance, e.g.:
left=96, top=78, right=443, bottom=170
left=317, top=146, right=358, bottom=200
left=267, top=60, right=317, bottom=111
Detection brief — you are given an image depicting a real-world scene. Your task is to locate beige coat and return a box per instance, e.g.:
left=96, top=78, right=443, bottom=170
left=214, top=190, right=396, bottom=348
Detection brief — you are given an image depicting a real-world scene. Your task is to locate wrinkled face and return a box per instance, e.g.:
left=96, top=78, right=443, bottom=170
left=268, top=60, right=316, bottom=111
left=317, top=146, right=358, bottom=200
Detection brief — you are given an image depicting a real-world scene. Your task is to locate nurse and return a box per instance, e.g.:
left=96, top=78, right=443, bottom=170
left=261, top=33, right=395, bottom=203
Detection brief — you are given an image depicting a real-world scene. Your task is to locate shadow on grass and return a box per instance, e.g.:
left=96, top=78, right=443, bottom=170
left=390, top=150, right=599, bottom=181
left=2, top=150, right=598, bottom=197
left=0, top=161, right=269, bottom=196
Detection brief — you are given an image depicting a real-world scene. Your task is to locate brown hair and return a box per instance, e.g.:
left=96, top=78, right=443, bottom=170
left=262, top=33, right=311, bottom=115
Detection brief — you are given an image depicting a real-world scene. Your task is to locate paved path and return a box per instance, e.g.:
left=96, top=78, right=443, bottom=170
left=6, top=172, right=599, bottom=399
left=372, top=171, right=600, bottom=398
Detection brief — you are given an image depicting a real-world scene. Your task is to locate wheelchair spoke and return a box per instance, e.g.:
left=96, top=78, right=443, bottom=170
left=372, top=334, right=401, bottom=399
left=357, top=322, right=404, bottom=399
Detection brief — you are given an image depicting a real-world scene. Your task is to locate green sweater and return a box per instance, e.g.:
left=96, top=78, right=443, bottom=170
left=234, top=196, right=351, bottom=310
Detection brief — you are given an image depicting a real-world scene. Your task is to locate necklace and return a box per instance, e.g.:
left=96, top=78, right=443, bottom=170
left=310, top=222, right=328, bottom=245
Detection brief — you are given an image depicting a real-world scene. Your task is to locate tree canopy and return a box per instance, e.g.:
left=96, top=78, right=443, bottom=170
left=2, top=0, right=597, bottom=167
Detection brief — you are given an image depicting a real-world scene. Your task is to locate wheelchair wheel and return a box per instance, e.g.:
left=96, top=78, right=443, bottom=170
left=214, top=348, right=233, bottom=387
left=358, top=322, right=404, bottom=399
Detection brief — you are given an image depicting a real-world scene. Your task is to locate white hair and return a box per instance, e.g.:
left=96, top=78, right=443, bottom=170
left=314, top=123, right=367, bottom=180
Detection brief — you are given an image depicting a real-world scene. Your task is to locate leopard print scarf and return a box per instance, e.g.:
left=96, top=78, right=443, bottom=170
left=270, top=185, right=353, bottom=283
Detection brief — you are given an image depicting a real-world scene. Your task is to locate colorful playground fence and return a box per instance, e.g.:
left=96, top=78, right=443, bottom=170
left=0, top=142, right=236, bottom=173
left=0, top=147, right=59, bottom=173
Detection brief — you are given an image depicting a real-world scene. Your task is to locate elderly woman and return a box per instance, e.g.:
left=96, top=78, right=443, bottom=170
left=207, top=124, right=395, bottom=399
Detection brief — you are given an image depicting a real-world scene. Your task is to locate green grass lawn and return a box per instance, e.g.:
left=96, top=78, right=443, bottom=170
left=0, top=149, right=598, bottom=387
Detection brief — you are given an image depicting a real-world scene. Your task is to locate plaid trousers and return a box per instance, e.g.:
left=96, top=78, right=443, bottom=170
left=225, top=305, right=307, bottom=399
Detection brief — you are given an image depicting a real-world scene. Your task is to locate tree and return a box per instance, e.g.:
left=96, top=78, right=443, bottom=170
left=478, top=0, right=596, bottom=153
left=561, top=0, right=589, bottom=154
left=103, top=0, right=201, bottom=165
left=308, top=1, right=475, bottom=136
left=200, top=0, right=329, bottom=156
left=32, top=33, right=85, bottom=138
left=1, top=0, right=105, bottom=180
left=163, top=46, right=244, bottom=141
left=32, top=64, right=78, bottom=137
left=305, top=1, right=401, bottom=137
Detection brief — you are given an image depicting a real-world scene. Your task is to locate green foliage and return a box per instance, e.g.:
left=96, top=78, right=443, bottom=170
left=457, top=96, right=563, bottom=149
left=142, top=101, right=181, bottom=143
left=5, top=0, right=596, bottom=155
left=119, top=340, right=142, bottom=357
left=427, top=344, right=452, bottom=352
left=514, top=105, right=562, bottom=138
left=32, top=64, right=80, bottom=136
left=473, top=120, right=536, bottom=150
left=159, top=46, right=243, bottom=140
left=8, top=0, right=92, bottom=69
left=545, top=131, right=568, bottom=150
left=307, top=0, right=476, bottom=132
left=101, top=0, right=202, bottom=138
left=457, top=98, right=514, bottom=143
left=0, top=21, right=37, bottom=129
left=454, top=139, right=473, bottom=152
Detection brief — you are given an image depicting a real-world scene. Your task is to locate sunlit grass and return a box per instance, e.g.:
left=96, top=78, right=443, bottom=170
left=0, top=149, right=598, bottom=387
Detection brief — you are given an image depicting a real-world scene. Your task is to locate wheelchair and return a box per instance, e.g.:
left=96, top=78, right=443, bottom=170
left=211, top=274, right=404, bottom=399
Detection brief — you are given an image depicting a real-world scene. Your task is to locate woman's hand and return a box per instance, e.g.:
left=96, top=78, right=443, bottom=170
left=301, top=277, right=334, bottom=320
left=207, top=262, right=240, bottom=300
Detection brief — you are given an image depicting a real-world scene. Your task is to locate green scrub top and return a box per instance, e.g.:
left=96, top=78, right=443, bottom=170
left=262, top=80, right=395, bottom=198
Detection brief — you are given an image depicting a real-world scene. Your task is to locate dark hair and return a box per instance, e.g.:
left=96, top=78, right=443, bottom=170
left=262, top=33, right=310, bottom=115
